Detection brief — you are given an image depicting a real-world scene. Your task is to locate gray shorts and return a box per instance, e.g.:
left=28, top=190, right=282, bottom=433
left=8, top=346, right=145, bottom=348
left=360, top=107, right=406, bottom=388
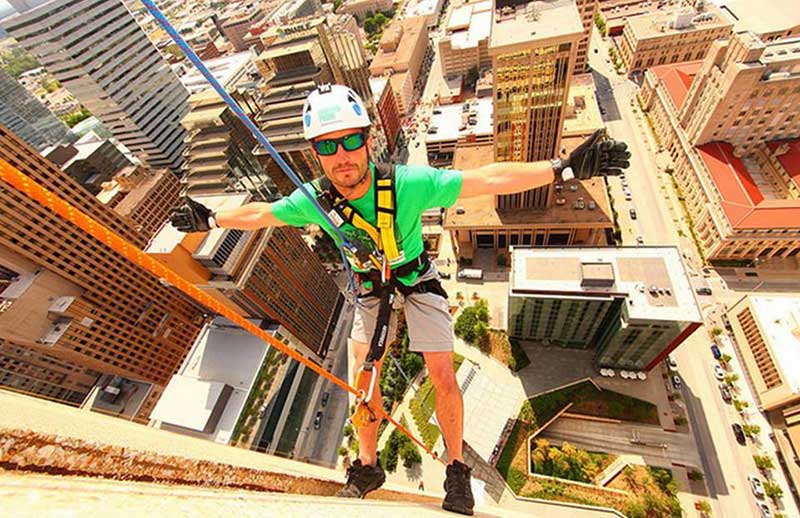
left=350, top=263, right=454, bottom=353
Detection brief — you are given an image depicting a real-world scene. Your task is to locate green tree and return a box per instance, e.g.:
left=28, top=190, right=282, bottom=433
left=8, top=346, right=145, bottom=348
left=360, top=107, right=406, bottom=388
left=594, top=12, right=607, bottom=36
left=61, top=107, right=92, bottom=128
left=400, top=441, right=422, bottom=468
left=697, top=500, right=712, bottom=517
left=753, top=455, right=775, bottom=472
left=333, top=0, right=343, bottom=11
left=518, top=400, right=535, bottom=425
left=711, top=327, right=723, bottom=336
left=364, top=18, right=377, bottom=33
left=742, top=424, right=761, bottom=438
left=1, top=47, right=40, bottom=77
left=454, top=299, right=489, bottom=345
left=733, top=399, right=749, bottom=412
left=720, top=353, right=732, bottom=367
left=764, top=480, right=783, bottom=501
left=724, top=373, right=739, bottom=387
left=338, top=446, right=348, bottom=456
left=688, top=469, right=704, bottom=481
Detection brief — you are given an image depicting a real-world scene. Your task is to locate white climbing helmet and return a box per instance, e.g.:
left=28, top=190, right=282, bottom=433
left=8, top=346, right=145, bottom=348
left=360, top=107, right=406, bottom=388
left=302, top=84, right=371, bottom=140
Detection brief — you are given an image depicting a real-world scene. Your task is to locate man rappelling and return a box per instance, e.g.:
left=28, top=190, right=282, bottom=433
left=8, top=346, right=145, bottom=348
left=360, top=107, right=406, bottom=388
left=170, top=84, right=630, bottom=516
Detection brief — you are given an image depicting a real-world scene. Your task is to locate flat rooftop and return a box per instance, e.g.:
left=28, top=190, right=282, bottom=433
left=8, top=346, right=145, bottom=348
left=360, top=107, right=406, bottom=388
left=746, top=296, right=800, bottom=394
left=510, top=246, right=703, bottom=323
left=369, top=16, right=427, bottom=73
left=562, top=74, right=604, bottom=137
left=489, top=0, right=583, bottom=50
left=719, top=0, right=800, bottom=38
left=627, top=5, right=732, bottom=39
left=697, top=142, right=800, bottom=230
left=445, top=0, right=492, bottom=49
left=180, top=52, right=254, bottom=94
left=425, top=97, right=493, bottom=143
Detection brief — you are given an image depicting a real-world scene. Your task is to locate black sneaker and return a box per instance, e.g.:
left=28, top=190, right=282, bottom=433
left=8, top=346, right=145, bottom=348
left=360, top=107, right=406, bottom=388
left=336, top=458, right=386, bottom=498
left=442, top=460, right=475, bottom=516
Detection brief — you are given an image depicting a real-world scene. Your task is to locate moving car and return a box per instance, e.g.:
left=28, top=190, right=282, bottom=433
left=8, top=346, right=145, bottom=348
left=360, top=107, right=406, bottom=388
left=732, top=423, right=747, bottom=445
left=629, top=208, right=637, bottom=220
left=314, top=411, right=323, bottom=430
left=758, top=502, right=773, bottom=518
left=749, top=475, right=765, bottom=499
left=636, top=236, right=644, bottom=245
left=713, top=364, right=726, bottom=381
left=321, top=392, right=330, bottom=407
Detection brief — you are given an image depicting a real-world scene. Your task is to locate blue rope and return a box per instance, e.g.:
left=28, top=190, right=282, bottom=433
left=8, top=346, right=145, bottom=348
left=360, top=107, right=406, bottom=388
left=140, top=0, right=358, bottom=290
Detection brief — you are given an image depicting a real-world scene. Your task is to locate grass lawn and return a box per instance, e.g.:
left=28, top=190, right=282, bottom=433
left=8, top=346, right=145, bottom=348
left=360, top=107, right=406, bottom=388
left=409, top=353, right=465, bottom=449
left=530, top=380, right=658, bottom=426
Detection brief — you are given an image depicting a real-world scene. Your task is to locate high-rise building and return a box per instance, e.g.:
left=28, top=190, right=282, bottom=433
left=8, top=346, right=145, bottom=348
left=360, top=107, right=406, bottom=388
left=679, top=32, right=800, bottom=151
left=573, top=0, right=598, bottom=74
left=2, top=0, right=190, bottom=174
left=618, top=4, right=732, bottom=74
left=490, top=0, right=583, bottom=210
left=0, top=66, right=70, bottom=151
left=221, top=7, right=266, bottom=52
left=371, top=77, right=402, bottom=155
left=96, top=165, right=183, bottom=241
left=639, top=34, right=800, bottom=261
left=438, top=0, right=492, bottom=77
left=508, top=246, right=702, bottom=371
left=181, top=89, right=279, bottom=200
left=0, top=338, right=101, bottom=405
left=146, top=193, right=343, bottom=361
left=0, top=124, right=205, bottom=420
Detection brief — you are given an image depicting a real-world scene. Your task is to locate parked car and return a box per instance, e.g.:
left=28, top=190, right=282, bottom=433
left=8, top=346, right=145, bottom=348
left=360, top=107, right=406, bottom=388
left=749, top=475, right=766, bottom=499
left=321, top=392, right=330, bottom=407
left=732, top=423, right=747, bottom=445
left=719, top=384, right=732, bottom=403
left=758, top=502, right=773, bottom=518
left=671, top=375, right=682, bottom=389
left=636, top=236, right=644, bottom=245
left=713, top=364, right=726, bottom=381
left=629, top=208, right=638, bottom=220
left=666, top=355, right=678, bottom=371
left=457, top=268, right=484, bottom=280
left=696, top=286, right=713, bottom=295
left=314, top=411, right=323, bottom=430
left=711, top=344, right=722, bottom=360
left=625, top=193, right=633, bottom=201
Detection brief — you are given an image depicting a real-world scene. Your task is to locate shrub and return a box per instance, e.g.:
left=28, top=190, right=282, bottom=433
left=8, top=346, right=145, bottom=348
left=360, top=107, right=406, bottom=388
left=753, top=455, right=774, bottom=472
left=764, top=480, right=783, bottom=501
left=400, top=441, right=422, bottom=468
left=711, top=327, right=723, bottom=336
left=507, top=467, right=526, bottom=493
left=688, top=469, right=704, bottom=481
left=674, top=416, right=688, bottom=426
left=338, top=446, right=348, bottom=456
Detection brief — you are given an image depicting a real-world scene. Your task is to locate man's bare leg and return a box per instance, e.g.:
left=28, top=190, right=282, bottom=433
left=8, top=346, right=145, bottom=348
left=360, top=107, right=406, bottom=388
left=351, top=339, right=384, bottom=466
left=422, top=351, right=464, bottom=464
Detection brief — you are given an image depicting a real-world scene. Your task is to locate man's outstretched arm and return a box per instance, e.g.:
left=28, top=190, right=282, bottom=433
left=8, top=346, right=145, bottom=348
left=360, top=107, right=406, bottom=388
left=458, top=129, right=631, bottom=199
left=170, top=198, right=286, bottom=233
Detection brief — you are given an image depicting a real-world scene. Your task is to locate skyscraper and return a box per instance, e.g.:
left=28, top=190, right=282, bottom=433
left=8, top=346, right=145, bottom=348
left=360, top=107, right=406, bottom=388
left=0, top=124, right=205, bottom=419
left=2, top=0, right=190, bottom=173
left=0, top=66, right=70, bottom=151
left=490, top=0, right=583, bottom=209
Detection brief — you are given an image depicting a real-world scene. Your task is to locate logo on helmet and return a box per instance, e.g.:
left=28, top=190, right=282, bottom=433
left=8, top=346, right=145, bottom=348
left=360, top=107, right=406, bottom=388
left=319, top=105, right=342, bottom=123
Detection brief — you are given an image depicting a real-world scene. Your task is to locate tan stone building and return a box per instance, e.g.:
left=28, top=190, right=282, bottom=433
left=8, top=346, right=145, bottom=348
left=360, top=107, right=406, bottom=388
left=717, top=0, right=800, bottom=44
left=639, top=33, right=800, bottom=261
left=573, top=0, right=599, bottom=74
left=338, top=0, right=393, bottom=22
left=444, top=145, right=613, bottom=258
left=369, top=16, right=429, bottom=114
left=619, top=4, right=732, bottom=74
left=438, top=0, right=492, bottom=77
left=490, top=0, right=584, bottom=209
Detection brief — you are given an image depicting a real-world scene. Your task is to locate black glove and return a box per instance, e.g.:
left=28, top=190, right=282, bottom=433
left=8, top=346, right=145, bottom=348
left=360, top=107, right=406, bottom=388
left=552, top=129, right=631, bottom=180
left=169, top=197, right=215, bottom=233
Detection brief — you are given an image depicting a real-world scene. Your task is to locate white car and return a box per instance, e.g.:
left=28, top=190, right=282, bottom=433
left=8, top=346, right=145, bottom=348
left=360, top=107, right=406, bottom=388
left=666, top=355, right=678, bottom=371
left=758, top=502, right=773, bottom=518
left=749, top=475, right=765, bottom=499
left=713, top=364, right=726, bottom=381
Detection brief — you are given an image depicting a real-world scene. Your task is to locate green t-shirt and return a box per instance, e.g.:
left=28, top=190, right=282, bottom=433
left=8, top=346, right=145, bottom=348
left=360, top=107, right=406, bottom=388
left=271, top=162, right=463, bottom=286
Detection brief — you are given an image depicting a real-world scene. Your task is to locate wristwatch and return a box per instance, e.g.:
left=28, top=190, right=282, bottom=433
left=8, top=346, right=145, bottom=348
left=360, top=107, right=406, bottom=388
left=551, top=158, right=575, bottom=182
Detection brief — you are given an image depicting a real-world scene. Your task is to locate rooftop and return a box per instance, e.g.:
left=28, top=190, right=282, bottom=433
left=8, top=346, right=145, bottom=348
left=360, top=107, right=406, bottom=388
left=151, top=317, right=272, bottom=443
left=104, top=168, right=172, bottom=217
left=697, top=142, right=800, bottom=230
left=406, top=0, right=441, bottom=18
left=766, top=139, right=800, bottom=191
left=719, top=0, right=800, bottom=38
left=425, top=97, right=493, bottom=143
left=445, top=4, right=492, bottom=51
left=626, top=5, right=732, bottom=39
left=444, top=145, right=613, bottom=229
left=489, top=0, right=583, bottom=50
left=179, top=51, right=255, bottom=95
left=369, top=16, right=427, bottom=73
left=746, top=296, right=800, bottom=394
left=562, top=74, right=604, bottom=137
left=510, top=246, right=703, bottom=323
left=369, top=76, right=389, bottom=98
left=649, top=60, right=703, bottom=110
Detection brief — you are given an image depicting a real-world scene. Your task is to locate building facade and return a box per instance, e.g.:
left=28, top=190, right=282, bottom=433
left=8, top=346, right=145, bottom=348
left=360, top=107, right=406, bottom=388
left=44, top=133, right=133, bottom=195
left=0, top=66, right=70, bottom=151
left=338, top=0, right=393, bottom=22
left=489, top=0, right=583, bottom=210
left=221, top=7, right=266, bottom=51
left=618, top=4, right=732, bottom=74
left=573, top=0, right=599, bottom=74
left=0, top=125, right=206, bottom=420
left=639, top=33, right=800, bottom=261
left=96, top=166, right=183, bottom=241
left=508, top=247, right=702, bottom=371
left=146, top=193, right=343, bottom=361
left=438, top=0, right=492, bottom=77
left=3, top=0, right=190, bottom=173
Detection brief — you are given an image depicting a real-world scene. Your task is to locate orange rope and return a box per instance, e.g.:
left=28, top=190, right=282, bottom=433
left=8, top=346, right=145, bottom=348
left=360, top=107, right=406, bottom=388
left=0, top=158, right=443, bottom=465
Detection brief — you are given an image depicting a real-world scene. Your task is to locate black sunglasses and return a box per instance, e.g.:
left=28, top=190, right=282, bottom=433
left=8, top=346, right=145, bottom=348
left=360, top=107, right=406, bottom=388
left=313, top=132, right=367, bottom=156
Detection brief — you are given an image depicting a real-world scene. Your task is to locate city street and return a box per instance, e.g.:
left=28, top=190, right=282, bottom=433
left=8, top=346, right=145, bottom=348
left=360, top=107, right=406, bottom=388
left=589, top=30, right=799, bottom=518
